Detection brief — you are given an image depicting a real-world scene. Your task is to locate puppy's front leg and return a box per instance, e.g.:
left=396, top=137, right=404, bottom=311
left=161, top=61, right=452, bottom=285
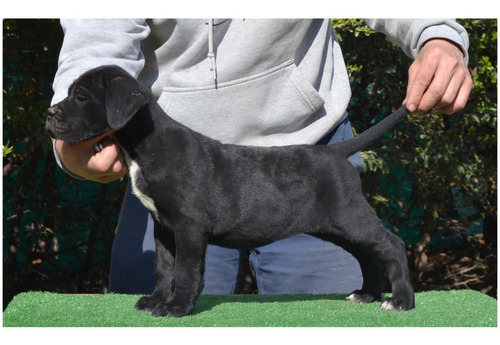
left=135, top=221, right=175, bottom=313
left=151, top=228, right=208, bottom=317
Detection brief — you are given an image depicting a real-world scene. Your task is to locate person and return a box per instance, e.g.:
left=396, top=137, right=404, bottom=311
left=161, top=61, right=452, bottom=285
left=51, top=19, right=472, bottom=295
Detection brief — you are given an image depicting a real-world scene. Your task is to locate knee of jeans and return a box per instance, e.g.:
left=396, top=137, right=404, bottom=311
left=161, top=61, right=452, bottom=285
left=247, top=235, right=365, bottom=294
left=202, top=246, right=241, bottom=294
left=348, top=152, right=364, bottom=172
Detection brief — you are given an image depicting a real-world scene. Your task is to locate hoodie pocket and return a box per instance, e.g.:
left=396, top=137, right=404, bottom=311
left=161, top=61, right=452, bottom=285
left=158, top=60, right=325, bottom=145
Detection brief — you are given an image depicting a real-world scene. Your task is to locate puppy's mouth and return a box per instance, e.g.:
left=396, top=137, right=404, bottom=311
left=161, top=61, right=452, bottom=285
left=45, top=106, right=66, bottom=139
left=45, top=116, right=114, bottom=144
left=45, top=118, right=69, bottom=140
left=44, top=106, right=99, bottom=143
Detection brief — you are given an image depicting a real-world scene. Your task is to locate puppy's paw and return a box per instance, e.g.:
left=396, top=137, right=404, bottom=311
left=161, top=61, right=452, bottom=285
left=135, top=295, right=161, bottom=312
left=152, top=302, right=194, bottom=318
left=346, top=290, right=380, bottom=304
left=380, top=297, right=415, bottom=311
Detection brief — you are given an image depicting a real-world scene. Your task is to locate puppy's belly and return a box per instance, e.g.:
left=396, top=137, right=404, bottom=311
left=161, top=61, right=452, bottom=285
left=209, top=235, right=286, bottom=249
left=209, top=219, right=313, bottom=249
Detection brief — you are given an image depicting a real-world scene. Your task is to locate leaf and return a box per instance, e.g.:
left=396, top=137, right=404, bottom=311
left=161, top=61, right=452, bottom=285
left=3, top=145, right=13, bottom=157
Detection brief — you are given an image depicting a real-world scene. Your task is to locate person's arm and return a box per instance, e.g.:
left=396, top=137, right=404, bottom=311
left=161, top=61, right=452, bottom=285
left=52, top=19, right=150, bottom=103
left=364, top=19, right=473, bottom=115
left=51, top=19, right=150, bottom=182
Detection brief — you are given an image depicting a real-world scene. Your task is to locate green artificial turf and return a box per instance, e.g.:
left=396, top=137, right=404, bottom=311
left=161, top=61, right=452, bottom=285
left=3, top=290, right=497, bottom=327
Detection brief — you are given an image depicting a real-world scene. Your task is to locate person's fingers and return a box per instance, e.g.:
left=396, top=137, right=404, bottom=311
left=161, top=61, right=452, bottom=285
left=404, top=38, right=472, bottom=115
left=89, top=137, right=127, bottom=175
left=433, top=68, right=473, bottom=114
left=405, top=62, right=435, bottom=113
left=55, top=132, right=127, bottom=183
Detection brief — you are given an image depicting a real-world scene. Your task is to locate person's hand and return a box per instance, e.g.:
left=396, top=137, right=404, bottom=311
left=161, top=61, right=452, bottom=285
left=404, top=38, right=473, bottom=115
left=55, top=132, right=128, bottom=183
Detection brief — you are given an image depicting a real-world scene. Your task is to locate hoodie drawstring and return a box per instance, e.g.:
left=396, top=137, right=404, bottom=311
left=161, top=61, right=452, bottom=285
left=207, top=19, right=217, bottom=82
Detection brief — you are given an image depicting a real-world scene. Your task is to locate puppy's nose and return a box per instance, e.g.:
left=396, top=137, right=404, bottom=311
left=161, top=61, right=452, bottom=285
left=46, top=106, right=60, bottom=119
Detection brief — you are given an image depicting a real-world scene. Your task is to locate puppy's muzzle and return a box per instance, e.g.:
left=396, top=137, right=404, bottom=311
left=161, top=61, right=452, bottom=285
left=45, top=106, right=62, bottom=138
left=46, top=106, right=61, bottom=119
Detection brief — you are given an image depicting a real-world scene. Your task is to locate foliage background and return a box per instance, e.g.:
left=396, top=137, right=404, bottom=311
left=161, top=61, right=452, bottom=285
left=2, top=19, right=497, bottom=308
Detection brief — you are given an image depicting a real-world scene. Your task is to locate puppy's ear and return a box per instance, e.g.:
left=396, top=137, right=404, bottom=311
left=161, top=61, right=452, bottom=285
left=106, top=76, right=148, bottom=129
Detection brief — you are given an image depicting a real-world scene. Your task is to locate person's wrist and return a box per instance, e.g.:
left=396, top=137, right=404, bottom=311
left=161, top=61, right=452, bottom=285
left=421, top=38, right=465, bottom=58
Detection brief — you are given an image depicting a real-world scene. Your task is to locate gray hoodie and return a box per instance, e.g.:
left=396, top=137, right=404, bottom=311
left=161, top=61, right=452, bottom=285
left=52, top=18, right=469, bottom=149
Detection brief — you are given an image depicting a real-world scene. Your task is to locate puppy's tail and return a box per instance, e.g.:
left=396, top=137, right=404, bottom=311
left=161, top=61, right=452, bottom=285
left=334, top=105, right=409, bottom=158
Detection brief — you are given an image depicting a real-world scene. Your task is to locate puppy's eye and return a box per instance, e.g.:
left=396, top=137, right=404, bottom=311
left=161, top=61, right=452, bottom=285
left=76, top=95, right=87, bottom=102
left=74, top=89, right=88, bottom=102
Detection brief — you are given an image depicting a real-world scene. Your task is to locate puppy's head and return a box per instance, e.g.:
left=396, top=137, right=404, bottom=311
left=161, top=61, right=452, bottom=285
left=46, top=65, right=148, bottom=143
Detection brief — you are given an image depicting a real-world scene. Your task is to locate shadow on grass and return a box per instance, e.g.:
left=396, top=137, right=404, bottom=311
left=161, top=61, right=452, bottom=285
left=192, top=293, right=350, bottom=315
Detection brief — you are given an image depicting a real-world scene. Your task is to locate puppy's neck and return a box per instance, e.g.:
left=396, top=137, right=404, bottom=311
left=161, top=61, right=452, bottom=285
left=113, top=100, right=206, bottom=164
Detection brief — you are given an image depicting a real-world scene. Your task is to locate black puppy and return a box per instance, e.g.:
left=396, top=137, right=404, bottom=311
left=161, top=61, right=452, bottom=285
left=46, top=65, right=415, bottom=317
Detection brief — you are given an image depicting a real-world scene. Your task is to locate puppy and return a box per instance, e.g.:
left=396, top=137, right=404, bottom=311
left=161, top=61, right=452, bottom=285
left=46, top=65, right=415, bottom=317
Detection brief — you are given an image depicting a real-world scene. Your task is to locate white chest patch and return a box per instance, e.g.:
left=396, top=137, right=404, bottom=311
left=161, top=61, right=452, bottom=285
left=125, top=154, right=160, bottom=221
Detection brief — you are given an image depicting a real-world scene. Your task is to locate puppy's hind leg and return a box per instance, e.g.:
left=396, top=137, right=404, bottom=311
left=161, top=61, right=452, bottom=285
left=345, top=249, right=382, bottom=304
left=331, top=198, right=415, bottom=311
left=358, top=225, right=414, bottom=310
left=377, top=233, right=415, bottom=311
left=313, top=234, right=382, bottom=304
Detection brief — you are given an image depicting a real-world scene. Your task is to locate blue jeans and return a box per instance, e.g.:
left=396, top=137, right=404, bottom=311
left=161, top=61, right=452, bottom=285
left=109, top=117, right=364, bottom=295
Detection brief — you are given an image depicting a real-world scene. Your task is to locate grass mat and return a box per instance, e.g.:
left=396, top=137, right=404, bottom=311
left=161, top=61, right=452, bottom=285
left=3, top=290, right=497, bottom=327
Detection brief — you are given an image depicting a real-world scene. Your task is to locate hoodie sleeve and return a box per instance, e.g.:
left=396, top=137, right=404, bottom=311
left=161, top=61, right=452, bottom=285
left=364, top=19, right=469, bottom=64
left=51, top=19, right=151, bottom=179
left=51, top=19, right=151, bottom=105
